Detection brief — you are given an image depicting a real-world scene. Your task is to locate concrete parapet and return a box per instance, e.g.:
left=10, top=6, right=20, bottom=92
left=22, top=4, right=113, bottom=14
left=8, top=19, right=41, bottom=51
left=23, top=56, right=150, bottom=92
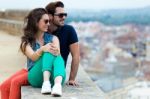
left=21, top=66, right=106, bottom=99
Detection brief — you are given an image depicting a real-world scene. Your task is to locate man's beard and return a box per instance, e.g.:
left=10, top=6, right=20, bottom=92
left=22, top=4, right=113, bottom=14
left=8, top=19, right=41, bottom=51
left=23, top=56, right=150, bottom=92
left=53, top=19, right=65, bottom=27
left=54, top=23, right=61, bottom=27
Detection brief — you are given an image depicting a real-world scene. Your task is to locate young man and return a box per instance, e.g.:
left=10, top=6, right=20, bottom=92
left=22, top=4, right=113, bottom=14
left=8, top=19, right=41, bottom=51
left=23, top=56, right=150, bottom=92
left=45, top=1, right=80, bottom=86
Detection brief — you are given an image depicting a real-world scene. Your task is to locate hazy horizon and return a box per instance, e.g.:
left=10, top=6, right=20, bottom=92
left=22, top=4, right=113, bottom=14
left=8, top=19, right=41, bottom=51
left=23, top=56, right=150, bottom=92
left=1, top=0, right=150, bottom=11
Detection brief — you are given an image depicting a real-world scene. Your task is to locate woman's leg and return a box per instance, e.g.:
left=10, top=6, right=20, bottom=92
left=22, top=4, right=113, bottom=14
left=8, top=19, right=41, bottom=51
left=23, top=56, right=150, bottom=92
left=41, top=52, right=56, bottom=93
left=0, top=69, right=28, bottom=99
left=28, top=52, right=55, bottom=87
left=9, top=71, right=29, bottom=99
left=28, top=58, right=43, bottom=87
left=53, top=55, right=66, bottom=85
left=51, top=55, right=66, bottom=96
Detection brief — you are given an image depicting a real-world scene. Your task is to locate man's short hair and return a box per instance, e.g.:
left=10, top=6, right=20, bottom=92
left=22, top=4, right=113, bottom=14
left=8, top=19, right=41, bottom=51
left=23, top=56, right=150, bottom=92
left=45, top=1, right=64, bottom=15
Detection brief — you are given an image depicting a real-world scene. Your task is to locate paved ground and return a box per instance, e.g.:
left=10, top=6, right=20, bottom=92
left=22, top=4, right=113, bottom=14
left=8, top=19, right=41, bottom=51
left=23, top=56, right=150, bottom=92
left=0, top=31, right=26, bottom=84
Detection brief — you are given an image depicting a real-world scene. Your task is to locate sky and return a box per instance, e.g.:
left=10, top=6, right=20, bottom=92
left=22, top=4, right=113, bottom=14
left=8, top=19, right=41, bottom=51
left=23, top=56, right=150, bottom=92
left=1, top=0, right=150, bottom=11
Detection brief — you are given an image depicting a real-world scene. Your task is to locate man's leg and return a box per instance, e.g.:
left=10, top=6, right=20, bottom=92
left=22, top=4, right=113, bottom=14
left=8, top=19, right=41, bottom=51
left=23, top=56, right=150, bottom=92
left=9, top=70, right=29, bottom=99
left=0, top=69, right=27, bottom=99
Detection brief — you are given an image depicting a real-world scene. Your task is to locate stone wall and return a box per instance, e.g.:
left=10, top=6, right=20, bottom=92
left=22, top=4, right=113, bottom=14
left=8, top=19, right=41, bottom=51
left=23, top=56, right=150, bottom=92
left=0, top=19, right=23, bottom=35
left=0, top=10, right=29, bottom=35
left=0, top=9, right=29, bottom=21
left=0, top=10, right=28, bottom=35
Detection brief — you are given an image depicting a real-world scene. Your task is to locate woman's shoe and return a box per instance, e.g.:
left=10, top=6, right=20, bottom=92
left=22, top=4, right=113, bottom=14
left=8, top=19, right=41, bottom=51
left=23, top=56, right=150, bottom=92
left=51, top=83, right=62, bottom=97
left=41, top=81, right=51, bottom=94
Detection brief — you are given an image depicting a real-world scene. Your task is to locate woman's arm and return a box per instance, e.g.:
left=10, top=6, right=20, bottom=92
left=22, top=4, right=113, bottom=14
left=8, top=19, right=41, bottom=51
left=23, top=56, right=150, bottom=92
left=25, top=44, right=43, bottom=61
left=25, top=42, right=56, bottom=61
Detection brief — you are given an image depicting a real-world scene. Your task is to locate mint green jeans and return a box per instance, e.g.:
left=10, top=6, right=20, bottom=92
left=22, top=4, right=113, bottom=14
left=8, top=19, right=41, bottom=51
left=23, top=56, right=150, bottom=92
left=28, top=52, right=66, bottom=88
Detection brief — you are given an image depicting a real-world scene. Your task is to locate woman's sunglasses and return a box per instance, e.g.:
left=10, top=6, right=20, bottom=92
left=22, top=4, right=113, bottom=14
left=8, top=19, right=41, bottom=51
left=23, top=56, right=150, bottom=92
left=44, top=19, right=50, bottom=24
left=54, top=13, right=67, bottom=18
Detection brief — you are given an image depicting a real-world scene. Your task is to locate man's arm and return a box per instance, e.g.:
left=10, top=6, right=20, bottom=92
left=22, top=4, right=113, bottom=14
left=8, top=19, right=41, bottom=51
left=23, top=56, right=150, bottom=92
left=68, top=42, right=80, bottom=85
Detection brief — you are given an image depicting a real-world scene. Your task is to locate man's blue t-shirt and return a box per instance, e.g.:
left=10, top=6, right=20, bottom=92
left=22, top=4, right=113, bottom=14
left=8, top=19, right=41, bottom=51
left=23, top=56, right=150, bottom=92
left=52, top=24, right=78, bottom=66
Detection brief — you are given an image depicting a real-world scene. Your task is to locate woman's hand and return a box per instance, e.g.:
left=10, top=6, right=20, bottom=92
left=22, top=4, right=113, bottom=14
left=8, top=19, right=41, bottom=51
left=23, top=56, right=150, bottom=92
left=49, top=43, right=60, bottom=56
left=41, top=43, right=52, bottom=52
left=41, top=43, right=60, bottom=56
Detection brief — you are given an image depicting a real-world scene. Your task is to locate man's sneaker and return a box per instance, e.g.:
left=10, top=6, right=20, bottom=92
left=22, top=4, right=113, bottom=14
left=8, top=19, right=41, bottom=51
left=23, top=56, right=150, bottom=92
left=41, top=81, right=51, bottom=94
left=51, top=83, right=62, bottom=97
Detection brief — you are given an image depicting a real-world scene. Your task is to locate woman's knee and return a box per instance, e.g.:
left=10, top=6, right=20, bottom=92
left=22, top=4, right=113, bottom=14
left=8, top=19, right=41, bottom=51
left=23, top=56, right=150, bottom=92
left=42, top=52, right=55, bottom=58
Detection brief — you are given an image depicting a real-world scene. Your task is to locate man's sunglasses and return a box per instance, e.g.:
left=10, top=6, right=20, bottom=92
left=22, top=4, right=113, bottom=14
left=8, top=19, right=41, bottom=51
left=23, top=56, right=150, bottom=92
left=54, top=13, right=67, bottom=18
left=44, top=19, right=50, bottom=24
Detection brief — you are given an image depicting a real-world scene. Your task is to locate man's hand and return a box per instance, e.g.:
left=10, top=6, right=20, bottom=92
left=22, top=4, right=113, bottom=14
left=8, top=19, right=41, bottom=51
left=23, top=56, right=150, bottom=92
left=66, top=80, right=79, bottom=86
left=68, top=43, right=80, bottom=87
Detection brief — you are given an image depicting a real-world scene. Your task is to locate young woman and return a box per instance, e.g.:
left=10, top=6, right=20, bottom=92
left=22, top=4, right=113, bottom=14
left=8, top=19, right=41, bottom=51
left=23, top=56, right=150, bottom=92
left=20, top=8, right=66, bottom=97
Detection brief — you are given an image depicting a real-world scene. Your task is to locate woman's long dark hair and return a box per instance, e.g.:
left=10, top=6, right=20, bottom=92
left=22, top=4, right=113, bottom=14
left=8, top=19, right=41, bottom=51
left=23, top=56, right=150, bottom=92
left=20, top=8, right=47, bottom=54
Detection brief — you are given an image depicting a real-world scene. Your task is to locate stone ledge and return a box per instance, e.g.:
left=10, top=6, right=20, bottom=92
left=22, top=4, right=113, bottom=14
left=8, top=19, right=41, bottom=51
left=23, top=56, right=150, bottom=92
left=21, top=66, right=106, bottom=99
